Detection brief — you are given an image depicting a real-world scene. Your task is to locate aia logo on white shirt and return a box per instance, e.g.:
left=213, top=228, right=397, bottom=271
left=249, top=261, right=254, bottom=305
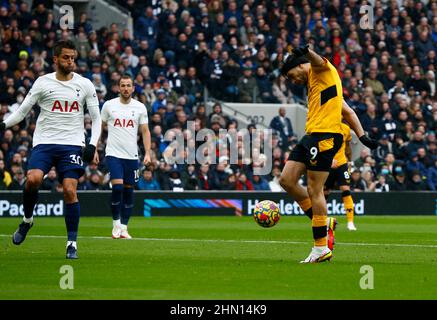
left=51, top=100, right=80, bottom=112
left=114, top=118, right=134, bottom=128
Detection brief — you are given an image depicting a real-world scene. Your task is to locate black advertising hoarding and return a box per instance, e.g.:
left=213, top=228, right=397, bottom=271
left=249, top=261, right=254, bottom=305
left=0, top=191, right=436, bottom=217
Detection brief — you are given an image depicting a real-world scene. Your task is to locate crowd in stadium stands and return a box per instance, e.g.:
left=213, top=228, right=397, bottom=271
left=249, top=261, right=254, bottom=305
left=0, top=0, right=436, bottom=192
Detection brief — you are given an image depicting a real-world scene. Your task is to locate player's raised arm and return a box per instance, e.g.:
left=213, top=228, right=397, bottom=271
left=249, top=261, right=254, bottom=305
left=0, top=78, right=42, bottom=131
left=83, top=81, right=102, bottom=163
left=292, top=45, right=325, bottom=68
left=342, top=100, right=378, bottom=149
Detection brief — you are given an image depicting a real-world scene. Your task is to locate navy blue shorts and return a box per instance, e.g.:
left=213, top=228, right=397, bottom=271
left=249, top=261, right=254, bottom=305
left=28, top=144, right=85, bottom=182
left=106, top=156, right=140, bottom=185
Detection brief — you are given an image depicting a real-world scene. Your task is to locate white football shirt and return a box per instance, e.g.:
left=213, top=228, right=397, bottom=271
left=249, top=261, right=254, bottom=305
left=4, top=72, right=101, bottom=147
left=101, top=97, right=149, bottom=160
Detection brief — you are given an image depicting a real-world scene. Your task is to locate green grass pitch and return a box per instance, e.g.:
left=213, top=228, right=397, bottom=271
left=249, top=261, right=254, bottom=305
left=1, top=215, right=437, bottom=299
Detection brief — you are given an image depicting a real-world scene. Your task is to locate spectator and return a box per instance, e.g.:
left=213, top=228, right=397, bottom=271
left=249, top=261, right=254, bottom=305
left=237, top=66, right=259, bottom=103
left=417, top=147, right=433, bottom=168
left=406, top=152, right=427, bottom=178
left=222, top=173, right=237, bottom=190
left=9, top=167, right=26, bottom=190
left=268, top=166, right=283, bottom=192
left=212, top=162, right=230, bottom=190
left=208, top=103, right=228, bottom=128
left=41, top=167, right=59, bottom=191
left=407, top=131, right=427, bottom=154
left=137, top=168, right=160, bottom=190
left=182, top=67, right=203, bottom=106
left=270, top=107, right=297, bottom=151
left=221, top=58, right=240, bottom=101
left=0, top=158, right=12, bottom=189
left=427, top=159, right=437, bottom=191
left=235, top=173, right=253, bottom=190
left=373, top=134, right=393, bottom=163
left=350, top=168, right=367, bottom=192
left=362, top=169, right=376, bottom=191
left=167, top=168, right=184, bottom=191
left=255, top=66, right=277, bottom=103
left=202, top=49, right=223, bottom=99
left=380, top=111, right=397, bottom=140
left=152, top=89, right=168, bottom=113
left=251, top=174, right=270, bottom=191
left=272, top=74, right=293, bottom=104
left=361, top=103, right=381, bottom=139
left=365, top=69, right=385, bottom=96
left=407, top=170, right=428, bottom=191
left=181, top=164, right=198, bottom=190
left=425, top=71, right=436, bottom=97
left=374, top=174, right=390, bottom=192
left=84, top=172, right=105, bottom=190
left=389, top=168, right=408, bottom=191
left=135, top=7, right=158, bottom=48
left=197, top=163, right=215, bottom=190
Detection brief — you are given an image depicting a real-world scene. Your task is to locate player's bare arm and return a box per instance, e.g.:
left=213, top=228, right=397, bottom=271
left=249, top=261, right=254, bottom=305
left=342, top=100, right=378, bottom=149
left=141, top=124, right=152, bottom=167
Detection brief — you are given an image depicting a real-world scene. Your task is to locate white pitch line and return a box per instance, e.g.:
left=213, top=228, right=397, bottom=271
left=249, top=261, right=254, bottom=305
left=1, top=234, right=437, bottom=248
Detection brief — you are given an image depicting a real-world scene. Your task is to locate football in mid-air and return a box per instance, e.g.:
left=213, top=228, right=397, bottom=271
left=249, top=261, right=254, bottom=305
left=253, top=200, right=280, bottom=228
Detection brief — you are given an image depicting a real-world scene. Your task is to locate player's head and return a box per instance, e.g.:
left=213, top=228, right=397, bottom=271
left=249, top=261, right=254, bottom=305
left=53, top=40, right=77, bottom=75
left=118, top=74, right=134, bottom=99
left=280, top=53, right=310, bottom=85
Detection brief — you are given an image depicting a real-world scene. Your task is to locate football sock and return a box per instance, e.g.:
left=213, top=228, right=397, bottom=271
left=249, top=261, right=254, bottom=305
left=111, top=184, right=123, bottom=221
left=342, top=190, right=354, bottom=223
left=312, top=214, right=327, bottom=247
left=23, top=188, right=38, bottom=220
left=121, top=187, right=134, bottom=225
left=66, top=241, right=77, bottom=249
left=113, top=219, right=121, bottom=227
left=297, top=198, right=313, bottom=220
left=65, top=202, right=80, bottom=241
left=23, top=217, right=33, bottom=224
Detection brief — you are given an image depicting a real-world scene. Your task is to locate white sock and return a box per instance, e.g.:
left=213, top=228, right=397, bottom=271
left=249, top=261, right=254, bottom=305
left=113, top=219, right=121, bottom=227
left=67, top=241, right=77, bottom=249
left=314, top=246, right=328, bottom=253
left=23, top=217, right=33, bottom=224
left=120, top=224, right=128, bottom=231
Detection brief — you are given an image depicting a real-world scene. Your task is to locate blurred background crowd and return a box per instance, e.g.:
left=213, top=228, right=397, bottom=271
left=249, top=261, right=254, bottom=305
left=0, top=0, right=436, bottom=192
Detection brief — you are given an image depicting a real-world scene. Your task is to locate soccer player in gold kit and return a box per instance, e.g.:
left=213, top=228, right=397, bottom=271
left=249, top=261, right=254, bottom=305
left=324, top=122, right=357, bottom=231
left=278, top=45, right=377, bottom=263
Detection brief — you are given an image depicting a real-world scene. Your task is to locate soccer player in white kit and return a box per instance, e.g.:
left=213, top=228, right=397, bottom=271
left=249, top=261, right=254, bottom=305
left=0, top=40, right=101, bottom=259
left=101, top=75, right=151, bottom=239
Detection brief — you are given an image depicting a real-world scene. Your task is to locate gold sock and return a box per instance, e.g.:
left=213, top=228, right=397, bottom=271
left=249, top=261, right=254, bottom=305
left=312, top=214, right=327, bottom=247
left=343, top=194, right=354, bottom=223
left=297, top=198, right=312, bottom=212
left=298, top=198, right=313, bottom=219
